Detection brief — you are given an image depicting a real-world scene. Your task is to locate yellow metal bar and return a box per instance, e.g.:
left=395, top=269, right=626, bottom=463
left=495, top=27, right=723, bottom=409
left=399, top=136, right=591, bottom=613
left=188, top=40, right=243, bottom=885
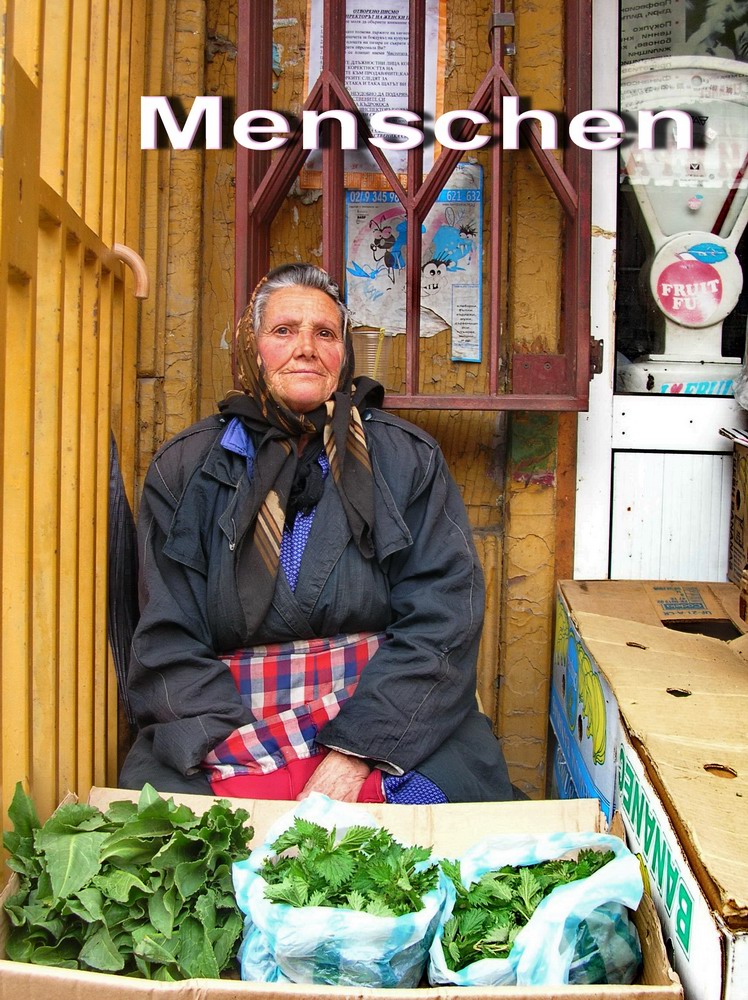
left=11, top=0, right=43, bottom=86
left=93, top=267, right=114, bottom=788
left=75, top=257, right=100, bottom=796
left=56, top=239, right=83, bottom=796
left=84, top=0, right=109, bottom=232
left=31, top=222, right=65, bottom=814
left=39, top=3, right=72, bottom=193
left=101, top=0, right=122, bottom=248
left=1, top=278, right=34, bottom=810
left=66, top=0, right=91, bottom=219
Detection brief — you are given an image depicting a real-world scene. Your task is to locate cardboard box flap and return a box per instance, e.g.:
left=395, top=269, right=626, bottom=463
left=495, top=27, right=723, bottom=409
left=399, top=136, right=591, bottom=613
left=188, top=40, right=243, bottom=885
left=560, top=579, right=746, bottom=635
left=88, top=789, right=605, bottom=854
left=632, top=734, right=748, bottom=925
left=569, top=611, right=748, bottom=924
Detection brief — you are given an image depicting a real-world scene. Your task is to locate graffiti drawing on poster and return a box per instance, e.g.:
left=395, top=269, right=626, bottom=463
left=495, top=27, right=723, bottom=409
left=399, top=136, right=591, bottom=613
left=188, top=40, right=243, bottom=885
left=345, top=164, right=483, bottom=362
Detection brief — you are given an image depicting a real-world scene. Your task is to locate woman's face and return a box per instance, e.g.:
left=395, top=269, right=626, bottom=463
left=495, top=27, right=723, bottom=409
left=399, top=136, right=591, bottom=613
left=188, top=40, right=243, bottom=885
left=257, top=286, right=346, bottom=414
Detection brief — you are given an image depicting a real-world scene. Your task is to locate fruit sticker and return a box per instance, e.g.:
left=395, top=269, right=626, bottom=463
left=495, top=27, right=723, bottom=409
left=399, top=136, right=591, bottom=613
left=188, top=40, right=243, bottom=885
left=656, top=257, right=723, bottom=325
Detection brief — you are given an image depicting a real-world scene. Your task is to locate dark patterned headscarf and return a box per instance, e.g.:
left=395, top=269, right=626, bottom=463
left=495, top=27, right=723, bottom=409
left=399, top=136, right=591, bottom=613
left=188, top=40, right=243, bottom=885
left=219, top=265, right=383, bottom=628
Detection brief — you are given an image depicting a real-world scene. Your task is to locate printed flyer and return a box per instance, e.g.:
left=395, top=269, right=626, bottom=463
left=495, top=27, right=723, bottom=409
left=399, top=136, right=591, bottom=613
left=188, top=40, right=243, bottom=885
left=344, top=163, right=484, bottom=361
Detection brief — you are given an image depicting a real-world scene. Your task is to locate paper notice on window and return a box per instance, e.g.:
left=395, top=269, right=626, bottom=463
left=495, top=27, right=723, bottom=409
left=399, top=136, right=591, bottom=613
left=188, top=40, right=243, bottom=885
left=305, top=0, right=445, bottom=180
left=621, top=0, right=687, bottom=64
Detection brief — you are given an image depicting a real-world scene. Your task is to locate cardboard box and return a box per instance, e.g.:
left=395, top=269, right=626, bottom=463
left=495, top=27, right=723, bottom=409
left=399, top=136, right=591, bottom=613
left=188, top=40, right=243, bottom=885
left=551, top=579, right=748, bottom=1000
left=721, top=428, right=748, bottom=585
left=0, top=790, right=681, bottom=999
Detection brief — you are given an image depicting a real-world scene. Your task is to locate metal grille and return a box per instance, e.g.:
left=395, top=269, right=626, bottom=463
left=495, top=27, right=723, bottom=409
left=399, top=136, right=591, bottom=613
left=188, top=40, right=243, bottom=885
left=235, top=0, right=592, bottom=410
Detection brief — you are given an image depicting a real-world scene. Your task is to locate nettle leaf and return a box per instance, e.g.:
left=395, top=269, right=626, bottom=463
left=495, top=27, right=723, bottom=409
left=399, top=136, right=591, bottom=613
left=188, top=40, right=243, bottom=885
left=515, top=867, right=543, bottom=920
left=272, top=816, right=328, bottom=855
left=263, top=817, right=436, bottom=916
left=447, top=940, right=462, bottom=965
left=336, top=825, right=376, bottom=852
left=344, top=889, right=367, bottom=912
left=364, top=897, right=396, bottom=918
left=316, top=850, right=355, bottom=889
left=457, top=907, right=489, bottom=940
left=438, top=850, right=617, bottom=972
left=483, top=920, right=512, bottom=946
left=264, top=877, right=310, bottom=907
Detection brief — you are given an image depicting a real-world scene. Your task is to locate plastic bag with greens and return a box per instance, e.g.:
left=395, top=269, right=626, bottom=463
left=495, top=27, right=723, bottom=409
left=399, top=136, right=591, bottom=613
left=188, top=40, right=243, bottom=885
left=232, top=793, right=449, bottom=988
left=428, top=831, right=643, bottom=987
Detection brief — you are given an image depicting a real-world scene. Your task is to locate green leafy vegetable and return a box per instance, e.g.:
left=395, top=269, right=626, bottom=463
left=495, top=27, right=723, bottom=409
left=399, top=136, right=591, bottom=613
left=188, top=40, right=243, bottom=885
left=260, top=816, right=438, bottom=917
left=440, top=849, right=615, bottom=971
left=2, top=782, right=253, bottom=980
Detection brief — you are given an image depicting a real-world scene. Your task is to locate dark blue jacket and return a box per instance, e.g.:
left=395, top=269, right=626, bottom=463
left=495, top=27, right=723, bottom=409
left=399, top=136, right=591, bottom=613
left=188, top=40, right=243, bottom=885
left=119, top=409, right=513, bottom=801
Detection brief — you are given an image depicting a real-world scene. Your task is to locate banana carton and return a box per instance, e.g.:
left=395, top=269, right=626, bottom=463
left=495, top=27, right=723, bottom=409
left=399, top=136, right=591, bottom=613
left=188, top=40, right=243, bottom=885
left=550, top=579, right=748, bottom=1000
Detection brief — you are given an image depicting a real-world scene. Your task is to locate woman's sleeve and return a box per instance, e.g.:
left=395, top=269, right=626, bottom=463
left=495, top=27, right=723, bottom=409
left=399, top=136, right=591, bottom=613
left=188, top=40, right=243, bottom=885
left=127, top=452, right=253, bottom=776
left=316, top=441, right=484, bottom=774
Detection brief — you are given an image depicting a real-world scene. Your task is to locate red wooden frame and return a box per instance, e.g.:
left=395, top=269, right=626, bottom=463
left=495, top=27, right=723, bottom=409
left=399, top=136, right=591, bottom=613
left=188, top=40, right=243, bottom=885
left=235, top=0, right=592, bottom=411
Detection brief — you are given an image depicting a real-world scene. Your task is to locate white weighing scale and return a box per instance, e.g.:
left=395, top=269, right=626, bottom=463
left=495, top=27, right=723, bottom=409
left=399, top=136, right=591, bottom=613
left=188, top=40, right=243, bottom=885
left=617, top=56, right=748, bottom=396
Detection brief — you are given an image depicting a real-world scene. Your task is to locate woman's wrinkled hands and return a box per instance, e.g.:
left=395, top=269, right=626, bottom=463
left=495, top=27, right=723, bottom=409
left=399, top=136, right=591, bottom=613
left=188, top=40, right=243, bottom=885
left=297, top=749, right=371, bottom=802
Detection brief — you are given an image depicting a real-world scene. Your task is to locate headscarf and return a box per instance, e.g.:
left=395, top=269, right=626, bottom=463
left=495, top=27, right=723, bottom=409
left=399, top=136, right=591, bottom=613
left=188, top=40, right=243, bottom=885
left=219, top=268, right=384, bottom=630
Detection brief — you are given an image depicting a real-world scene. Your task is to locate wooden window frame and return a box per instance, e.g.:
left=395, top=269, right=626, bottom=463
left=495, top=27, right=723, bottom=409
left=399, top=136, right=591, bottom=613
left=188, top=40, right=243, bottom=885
left=234, top=0, right=592, bottom=411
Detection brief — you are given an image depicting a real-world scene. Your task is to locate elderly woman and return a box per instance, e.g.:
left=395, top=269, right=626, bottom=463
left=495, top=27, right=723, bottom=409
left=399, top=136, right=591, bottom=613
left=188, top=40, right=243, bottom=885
left=120, top=263, right=514, bottom=803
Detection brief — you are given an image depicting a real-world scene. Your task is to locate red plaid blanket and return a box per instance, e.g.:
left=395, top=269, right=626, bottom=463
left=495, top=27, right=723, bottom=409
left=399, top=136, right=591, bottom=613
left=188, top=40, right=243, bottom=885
left=201, top=631, right=385, bottom=781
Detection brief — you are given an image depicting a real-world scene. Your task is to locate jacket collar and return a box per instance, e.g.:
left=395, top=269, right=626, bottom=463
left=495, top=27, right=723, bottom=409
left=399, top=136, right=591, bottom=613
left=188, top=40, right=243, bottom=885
left=200, top=423, right=246, bottom=487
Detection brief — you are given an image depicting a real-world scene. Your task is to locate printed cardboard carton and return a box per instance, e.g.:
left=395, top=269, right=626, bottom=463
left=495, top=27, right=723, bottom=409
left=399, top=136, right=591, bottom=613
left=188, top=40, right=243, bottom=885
left=550, top=579, right=748, bottom=1000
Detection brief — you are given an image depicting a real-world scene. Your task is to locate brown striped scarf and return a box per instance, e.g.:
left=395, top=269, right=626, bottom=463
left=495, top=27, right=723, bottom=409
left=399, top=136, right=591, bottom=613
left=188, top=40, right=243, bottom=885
left=218, top=275, right=383, bottom=633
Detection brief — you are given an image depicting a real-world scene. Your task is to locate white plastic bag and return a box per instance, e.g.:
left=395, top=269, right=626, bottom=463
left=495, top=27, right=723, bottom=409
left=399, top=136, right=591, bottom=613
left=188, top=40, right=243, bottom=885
left=428, top=831, right=643, bottom=987
left=232, top=793, right=450, bottom=987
